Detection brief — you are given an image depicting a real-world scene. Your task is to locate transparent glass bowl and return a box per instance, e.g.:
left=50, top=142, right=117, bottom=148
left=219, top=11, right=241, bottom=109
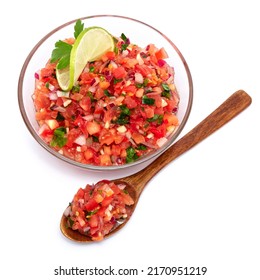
left=18, top=15, right=193, bottom=171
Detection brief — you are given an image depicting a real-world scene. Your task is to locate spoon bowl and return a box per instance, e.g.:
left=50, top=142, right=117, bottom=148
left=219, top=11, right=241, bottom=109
left=60, top=90, right=252, bottom=242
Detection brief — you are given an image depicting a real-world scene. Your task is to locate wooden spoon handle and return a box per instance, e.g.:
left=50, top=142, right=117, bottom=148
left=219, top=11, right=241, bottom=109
left=125, top=90, right=252, bottom=193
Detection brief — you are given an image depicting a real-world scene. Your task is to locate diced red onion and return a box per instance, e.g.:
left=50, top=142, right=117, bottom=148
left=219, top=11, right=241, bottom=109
left=88, top=86, right=97, bottom=93
left=156, top=137, right=168, bottom=147
left=34, top=72, right=39, bottom=79
left=109, top=61, right=118, bottom=69
left=50, top=105, right=66, bottom=112
left=143, top=141, right=158, bottom=149
left=121, top=50, right=129, bottom=57
left=57, top=90, right=70, bottom=98
left=49, top=92, right=58, bottom=100
left=63, top=206, right=71, bottom=217
left=48, top=83, right=55, bottom=91
left=134, top=72, right=144, bottom=84
left=38, top=123, right=49, bottom=135
left=82, top=115, right=94, bottom=121
left=117, top=183, right=127, bottom=190
left=158, top=59, right=166, bottom=67
left=74, top=135, right=87, bottom=146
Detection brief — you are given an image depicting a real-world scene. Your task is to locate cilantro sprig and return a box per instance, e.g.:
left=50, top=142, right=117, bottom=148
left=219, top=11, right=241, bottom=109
left=50, top=19, right=84, bottom=70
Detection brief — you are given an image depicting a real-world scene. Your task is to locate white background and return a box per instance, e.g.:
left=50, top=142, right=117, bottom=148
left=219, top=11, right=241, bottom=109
left=1, top=0, right=259, bottom=279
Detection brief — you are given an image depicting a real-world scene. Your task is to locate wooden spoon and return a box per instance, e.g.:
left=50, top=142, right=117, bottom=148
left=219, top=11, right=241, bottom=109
left=60, top=90, right=252, bottom=242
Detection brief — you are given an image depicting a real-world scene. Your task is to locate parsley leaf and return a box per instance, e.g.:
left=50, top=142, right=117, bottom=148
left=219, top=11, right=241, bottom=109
left=50, top=19, right=84, bottom=70
left=74, top=19, right=84, bottom=38
left=50, top=40, right=72, bottom=69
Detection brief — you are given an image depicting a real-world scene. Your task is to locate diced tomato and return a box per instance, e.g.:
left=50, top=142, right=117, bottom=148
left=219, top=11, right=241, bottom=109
left=99, top=154, right=112, bottom=166
left=132, top=132, right=145, bottom=144
left=155, top=47, right=169, bottom=60
left=76, top=188, right=85, bottom=199
left=89, top=215, right=99, bottom=228
left=84, top=198, right=99, bottom=211
left=86, top=121, right=101, bottom=135
left=149, top=123, right=166, bottom=138
left=123, top=96, right=137, bottom=109
left=163, top=113, right=179, bottom=126
left=135, top=64, right=153, bottom=77
left=113, top=66, right=127, bottom=79
left=101, top=196, right=113, bottom=207
left=79, top=96, right=91, bottom=112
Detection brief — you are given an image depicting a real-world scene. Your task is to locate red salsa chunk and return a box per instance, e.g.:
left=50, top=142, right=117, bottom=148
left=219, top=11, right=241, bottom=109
left=63, top=180, right=134, bottom=241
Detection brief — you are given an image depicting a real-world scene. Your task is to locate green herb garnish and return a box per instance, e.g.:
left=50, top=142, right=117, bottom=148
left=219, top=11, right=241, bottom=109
left=161, top=83, right=171, bottom=99
left=136, top=144, right=147, bottom=151
left=142, top=95, right=155, bottom=105
left=120, top=33, right=129, bottom=51
left=74, top=19, right=84, bottom=38
left=50, top=127, right=67, bottom=148
left=50, top=41, right=72, bottom=69
left=50, top=19, right=84, bottom=70
left=147, top=114, right=163, bottom=124
left=126, top=147, right=139, bottom=163
left=113, top=105, right=130, bottom=124
left=56, top=112, right=65, bottom=122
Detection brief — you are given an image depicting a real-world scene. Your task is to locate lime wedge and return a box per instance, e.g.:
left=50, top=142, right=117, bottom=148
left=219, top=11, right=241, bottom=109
left=56, top=26, right=114, bottom=91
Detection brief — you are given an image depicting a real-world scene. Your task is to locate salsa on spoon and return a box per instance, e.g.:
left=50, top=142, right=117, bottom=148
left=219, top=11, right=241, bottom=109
left=60, top=90, right=252, bottom=242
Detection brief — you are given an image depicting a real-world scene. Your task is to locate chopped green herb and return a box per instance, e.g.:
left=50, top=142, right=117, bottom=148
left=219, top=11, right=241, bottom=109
left=89, top=65, right=95, bottom=72
left=120, top=33, right=129, bottom=51
left=136, top=78, right=149, bottom=88
left=126, top=147, right=139, bottom=163
left=104, top=89, right=112, bottom=96
left=45, top=82, right=50, bottom=89
left=136, top=83, right=143, bottom=88
left=113, top=78, right=123, bottom=84
left=68, top=217, right=74, bottom=228
left=56, top=112, right=65, bottom=122
left=120, top=105, right=130, bottom=116
left=92, top=135, right=99, bottom=142
left=147, top=114, right=163, bottom=124
left=72, top=85, right=80, bottom=92
left=113, top=104, right=131, bottom=125
left=87, top=91, right=95, bottom=102
left=136, top=144, right=147, bottom=151
left=86, top=209, right=98, bottom=218
left=161, top=83, right=171, bottom=99
left=142, top=95, right=155, bottom=105
left=162, top=83, right=170, bottom=91
left=161, top=91, right=171, bottom=99
left=120, top=33, right=127, bottom=41
left=50, top=127, right=67, bottom=148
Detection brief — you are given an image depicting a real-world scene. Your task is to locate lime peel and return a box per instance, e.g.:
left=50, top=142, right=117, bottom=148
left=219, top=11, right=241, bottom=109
left=56, top=26, right=115, bottom=91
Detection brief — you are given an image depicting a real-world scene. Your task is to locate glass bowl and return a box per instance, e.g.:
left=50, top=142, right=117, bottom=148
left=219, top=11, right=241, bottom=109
left=18, top=15, right=193, bottom=171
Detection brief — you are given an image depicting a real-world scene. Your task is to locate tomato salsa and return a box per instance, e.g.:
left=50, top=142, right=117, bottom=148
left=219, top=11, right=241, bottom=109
left=63, top=180, right=134, bottom=241
left=33, top=33, right=180, bottom=166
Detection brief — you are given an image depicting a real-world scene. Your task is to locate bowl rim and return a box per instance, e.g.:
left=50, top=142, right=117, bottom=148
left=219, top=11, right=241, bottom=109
left=18, top=14, right=193, bottom=171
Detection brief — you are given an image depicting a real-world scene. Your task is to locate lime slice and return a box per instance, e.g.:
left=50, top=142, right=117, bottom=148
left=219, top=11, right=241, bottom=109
left=56, top=26, right=114, bottom=91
